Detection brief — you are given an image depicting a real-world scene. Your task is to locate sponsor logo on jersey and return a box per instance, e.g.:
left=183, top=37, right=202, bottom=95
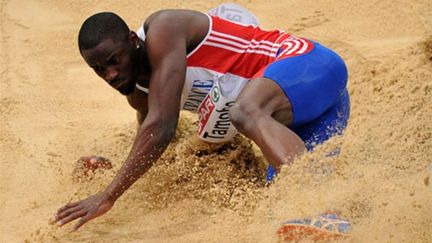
left=211, top=85, right=220, bottom=102
left=197, top=95, right=215, bottom=135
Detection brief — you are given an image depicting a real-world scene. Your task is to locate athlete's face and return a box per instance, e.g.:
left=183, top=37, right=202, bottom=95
left=81, top=35, right=140, bottom=96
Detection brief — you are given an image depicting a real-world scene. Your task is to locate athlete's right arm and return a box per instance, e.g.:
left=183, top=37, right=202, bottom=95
left=54, top=10, right=192, bottom=231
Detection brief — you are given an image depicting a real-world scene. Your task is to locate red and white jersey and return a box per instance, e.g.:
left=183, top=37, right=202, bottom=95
left=180, top=14, right=314, bottom=112
left=137, top=14, right=314, bottom=113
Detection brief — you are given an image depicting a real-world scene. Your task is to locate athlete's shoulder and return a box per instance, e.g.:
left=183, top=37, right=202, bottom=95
left=143, top=9, right=209, bottom=50
left=144, top=9, right=206, bottom=29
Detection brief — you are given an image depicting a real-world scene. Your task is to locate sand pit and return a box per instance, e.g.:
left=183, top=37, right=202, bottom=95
left=1, top=0, right=431, bottom=242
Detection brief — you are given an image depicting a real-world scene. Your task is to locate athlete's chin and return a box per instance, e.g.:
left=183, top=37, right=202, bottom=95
left=118, top=88, right=133, bottom=96
left=118, top=82, right=136, bottom=96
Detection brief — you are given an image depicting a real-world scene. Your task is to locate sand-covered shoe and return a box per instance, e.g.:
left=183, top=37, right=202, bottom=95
left=277, top=211, right=352, bottom=242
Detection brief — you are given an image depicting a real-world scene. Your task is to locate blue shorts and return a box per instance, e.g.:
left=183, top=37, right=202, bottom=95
left=262, top=42, right=350, bottom=181
left=263, top=42, right=350, bottom=150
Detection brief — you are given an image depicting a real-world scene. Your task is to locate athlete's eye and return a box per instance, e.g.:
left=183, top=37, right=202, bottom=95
left=107, top=57, right=119, bottom=66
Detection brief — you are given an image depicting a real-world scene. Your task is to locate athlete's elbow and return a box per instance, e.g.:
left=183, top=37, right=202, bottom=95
left=145, top=112, right=178, bottom=141
left=154, top=119, right=177, bottom=146
left=161, top=124, right=176, bottom=143
left=138, top=118, right=177, bottom=147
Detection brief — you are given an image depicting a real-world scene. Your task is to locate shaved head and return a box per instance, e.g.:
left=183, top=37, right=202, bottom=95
left=78, top=12, right=130, bottom=52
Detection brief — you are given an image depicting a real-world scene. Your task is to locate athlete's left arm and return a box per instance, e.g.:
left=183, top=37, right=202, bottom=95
left=54, top=13, right=187, bottom=231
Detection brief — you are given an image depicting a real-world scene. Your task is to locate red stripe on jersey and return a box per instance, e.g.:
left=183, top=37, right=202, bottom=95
left=187, top=15, right=313, bottom=78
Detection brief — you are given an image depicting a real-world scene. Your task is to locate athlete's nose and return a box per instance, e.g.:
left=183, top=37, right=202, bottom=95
left=105, top=67, right=119, bottom=83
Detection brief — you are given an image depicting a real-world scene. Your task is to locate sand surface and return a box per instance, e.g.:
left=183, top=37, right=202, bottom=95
left=1, top=0, right=431, bottom=242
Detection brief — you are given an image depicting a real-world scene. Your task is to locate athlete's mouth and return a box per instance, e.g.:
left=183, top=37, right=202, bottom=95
left=111, top=78, right=127, bottom=90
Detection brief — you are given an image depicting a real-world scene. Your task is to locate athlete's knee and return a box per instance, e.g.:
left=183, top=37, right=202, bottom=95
left=229, top=100, right=260, bottom=133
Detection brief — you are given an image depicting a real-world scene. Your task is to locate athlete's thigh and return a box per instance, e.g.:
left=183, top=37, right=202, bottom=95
left=236, top=77, right=294, bottom=125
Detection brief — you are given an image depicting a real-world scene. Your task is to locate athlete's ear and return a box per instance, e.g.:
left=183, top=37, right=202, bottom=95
left=128, top=31, right=139, bottom=48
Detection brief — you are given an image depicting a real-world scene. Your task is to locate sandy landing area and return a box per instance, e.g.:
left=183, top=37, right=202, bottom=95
left=1, top=0, right=431, bottom=242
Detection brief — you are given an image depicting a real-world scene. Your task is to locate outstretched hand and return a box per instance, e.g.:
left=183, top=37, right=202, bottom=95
left=54, top=193, right=114, bottom=231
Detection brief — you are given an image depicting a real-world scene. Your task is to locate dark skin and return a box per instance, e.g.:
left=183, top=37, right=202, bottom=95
left=54, top=9, right=305, bottom=231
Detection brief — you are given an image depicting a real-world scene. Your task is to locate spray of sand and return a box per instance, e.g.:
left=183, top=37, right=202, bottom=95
left=1, top=0, right=431, bottom=242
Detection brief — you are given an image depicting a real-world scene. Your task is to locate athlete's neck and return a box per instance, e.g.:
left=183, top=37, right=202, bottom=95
left=135, top=39, right=151, bottom=88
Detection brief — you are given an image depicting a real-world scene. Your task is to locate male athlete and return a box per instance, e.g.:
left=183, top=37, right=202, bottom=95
left=54, top=5, right=350, bottom=238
